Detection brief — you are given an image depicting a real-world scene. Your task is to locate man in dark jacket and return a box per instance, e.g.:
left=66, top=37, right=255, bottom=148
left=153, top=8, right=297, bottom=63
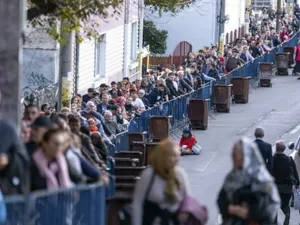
left=254, top=127, right=273, bottom=173
left=68, top=115, right=101, bottom=164
left=147, top=84, right=169, bottom=107
left=225, top=50, right=240, bottom=72
left=177, top=70, right=193, bottom=93
left=166, top=73, right=181, bottom=98
left=82, top=88, right=96, bottom=103
left=273, top=140, right=300, bottom=225
left=249, top=41, right=261, bottom=58
left=96, top=93, right=110, bottom=115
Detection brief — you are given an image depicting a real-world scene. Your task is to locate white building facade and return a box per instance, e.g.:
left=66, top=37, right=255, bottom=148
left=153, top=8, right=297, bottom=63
left=146, top=0, right=248, bottom=55
left=23, top=0, right=144, bottom=96
left=77, top=0, right=144, bottom=94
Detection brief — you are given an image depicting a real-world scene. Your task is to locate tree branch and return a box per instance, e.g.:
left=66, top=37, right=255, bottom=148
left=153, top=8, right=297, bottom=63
left=27, top=0, right=59, bottom=21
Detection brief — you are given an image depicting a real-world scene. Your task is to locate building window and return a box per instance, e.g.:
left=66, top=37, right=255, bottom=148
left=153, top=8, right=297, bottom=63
left=131, top=22, right=138, bottom=61
left=95, top=34, right=106, bottom=77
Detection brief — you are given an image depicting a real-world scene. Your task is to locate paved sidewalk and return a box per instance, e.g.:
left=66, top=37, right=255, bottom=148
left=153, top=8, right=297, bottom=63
left=174, top=74, right=300, bottom=225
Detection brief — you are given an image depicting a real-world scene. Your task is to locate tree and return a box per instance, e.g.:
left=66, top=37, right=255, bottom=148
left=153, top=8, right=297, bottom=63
left=27, top=0, right=121, bottom=42
left=145, top=0, right=194, bottom=15
left=143, top=20, right=168, bottom=55
left=27, top=0, right=192, bottom=42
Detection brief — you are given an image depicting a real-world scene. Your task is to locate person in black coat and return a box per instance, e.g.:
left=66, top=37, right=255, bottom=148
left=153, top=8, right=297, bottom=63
left=249, top=41, right=261, bottom=58
left=254, top=127, right=273, bottom=174
left=273, top=140, right=300, bottom=225
left=177, top=70, right=193, bottom=93
left=165, top=73, right=181, bottom=99
left=147, top=84, right=169, bottom=107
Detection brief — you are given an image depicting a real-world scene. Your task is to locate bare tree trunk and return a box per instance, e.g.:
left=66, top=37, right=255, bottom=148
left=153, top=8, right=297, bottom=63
left=0, top=0, right=25, bottom=126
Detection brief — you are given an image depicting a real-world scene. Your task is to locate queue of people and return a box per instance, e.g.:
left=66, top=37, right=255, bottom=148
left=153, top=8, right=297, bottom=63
left=1, top=3, right=300, bottom=225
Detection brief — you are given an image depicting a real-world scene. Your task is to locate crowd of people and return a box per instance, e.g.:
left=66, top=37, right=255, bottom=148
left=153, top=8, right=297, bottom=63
left=132, top=128, right=300, bottom=225
left=1, top=3, right=300, bottom=225
left=1, top=3, right=297, bottom=195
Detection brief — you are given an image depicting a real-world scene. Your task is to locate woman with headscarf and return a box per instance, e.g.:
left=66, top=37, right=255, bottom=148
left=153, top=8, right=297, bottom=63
left=132, top=139, right=190, bottom=225
left=217, top=138, right=280, bottom=225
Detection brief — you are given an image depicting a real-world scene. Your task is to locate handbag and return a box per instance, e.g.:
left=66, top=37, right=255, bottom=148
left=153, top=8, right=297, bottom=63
left=179, top=195, right=208, bottom=225
left=191, top=144, right=202, bottom=155
left=293, top=189, right=300, bottom=210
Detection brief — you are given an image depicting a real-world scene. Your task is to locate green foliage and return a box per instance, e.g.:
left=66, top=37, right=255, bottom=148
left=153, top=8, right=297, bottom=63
left=145, top=0, right=194, bottom=16
left=27, top=0, right=191, bottom=43
left=143, top=20, right=168, bottom=55
left=27, top=0, right=121, bottom=43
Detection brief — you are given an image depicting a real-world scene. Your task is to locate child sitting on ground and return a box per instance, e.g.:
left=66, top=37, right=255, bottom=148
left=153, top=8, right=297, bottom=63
left=179, top=127, right=202, bottom=155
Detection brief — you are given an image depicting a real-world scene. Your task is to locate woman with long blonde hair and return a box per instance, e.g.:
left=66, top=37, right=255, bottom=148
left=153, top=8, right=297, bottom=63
left=132, top=139, right=190, bottom=225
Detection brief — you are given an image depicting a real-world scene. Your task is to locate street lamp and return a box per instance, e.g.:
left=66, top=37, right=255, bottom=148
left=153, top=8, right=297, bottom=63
left=217, top=14, right=230, bottom=52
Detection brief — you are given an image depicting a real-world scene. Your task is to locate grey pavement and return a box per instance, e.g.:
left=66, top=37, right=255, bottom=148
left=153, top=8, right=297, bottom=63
left=174, top=73, right=300, bottom=225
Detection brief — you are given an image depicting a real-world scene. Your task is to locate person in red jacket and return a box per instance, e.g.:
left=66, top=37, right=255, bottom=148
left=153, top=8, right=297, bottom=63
left=280, top=27, right=290, bottom=43
left=179, top=127, right=202, bottom=155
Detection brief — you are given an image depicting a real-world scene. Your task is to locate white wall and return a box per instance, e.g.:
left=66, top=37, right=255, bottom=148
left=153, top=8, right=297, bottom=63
left=146, top=0, right=217, bottom=55
left=77, top=39, right=96, bottom=94
left=101, top=25, right=125, bottom=85
left=224, top=0, right=246, bottom=35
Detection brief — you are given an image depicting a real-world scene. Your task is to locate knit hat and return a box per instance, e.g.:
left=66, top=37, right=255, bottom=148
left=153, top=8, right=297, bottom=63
left=182, top=127, right=192, bottom=137
left=183, top=127, right=191, bottom=133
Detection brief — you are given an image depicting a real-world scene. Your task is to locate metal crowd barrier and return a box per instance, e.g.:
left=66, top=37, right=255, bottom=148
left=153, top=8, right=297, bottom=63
left=5, top=183, right=106, bottom=225
left=9, top=31, right=296, bottom=224
left=112, top=31, right=300, bottom=153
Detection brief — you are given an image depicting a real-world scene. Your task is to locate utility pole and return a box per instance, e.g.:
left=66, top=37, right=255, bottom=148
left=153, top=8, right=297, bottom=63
left=276, top=0, right=282, bottom=33
left=138, top=0, right=144, bottom=51
left=58, top=27, right=74, bottom=111
left=217, top=0, right=226, bottom=53
left=0, top=0, right=25, bottom=126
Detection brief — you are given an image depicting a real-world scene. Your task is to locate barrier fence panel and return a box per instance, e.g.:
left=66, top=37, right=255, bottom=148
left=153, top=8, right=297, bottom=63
left=123, top=31, right=300, bottom=142
left=5, top=183, right=106, bottom=225
left=6, top=32, right=299, bottom=224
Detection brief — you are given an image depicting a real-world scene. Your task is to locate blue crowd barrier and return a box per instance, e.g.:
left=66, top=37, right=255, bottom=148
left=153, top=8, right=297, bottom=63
left=4, top=183, right=106, bottom=225
left=6, top=31, right=298, bottom=224
left=114, top=31, right=300, bottom=151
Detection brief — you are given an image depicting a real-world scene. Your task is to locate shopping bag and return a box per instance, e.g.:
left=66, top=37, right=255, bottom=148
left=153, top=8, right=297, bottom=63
left=191, top=144, right=202, bottom=155
left=294, top=189, right=300, bottom=210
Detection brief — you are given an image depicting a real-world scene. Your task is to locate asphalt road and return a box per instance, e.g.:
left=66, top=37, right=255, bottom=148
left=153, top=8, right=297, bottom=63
left=175, top=73, right=300, bottom=225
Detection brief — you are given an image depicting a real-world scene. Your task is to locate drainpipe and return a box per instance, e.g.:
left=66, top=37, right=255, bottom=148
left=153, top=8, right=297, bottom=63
left=74, top=35, right=80, bottom=94
left=138, top=0, right=144, bottom=50
left=123, top=0, right=130, bottom=78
